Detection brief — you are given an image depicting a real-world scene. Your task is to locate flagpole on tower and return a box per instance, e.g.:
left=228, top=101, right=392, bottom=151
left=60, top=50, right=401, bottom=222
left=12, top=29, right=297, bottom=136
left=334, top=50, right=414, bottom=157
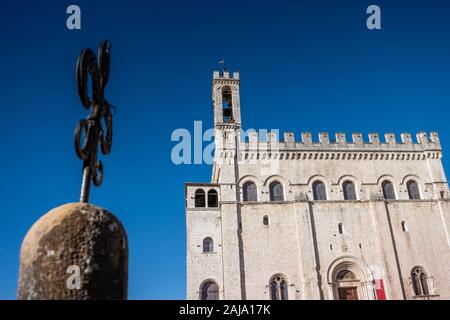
left=219, top=59, right=227, bottom=74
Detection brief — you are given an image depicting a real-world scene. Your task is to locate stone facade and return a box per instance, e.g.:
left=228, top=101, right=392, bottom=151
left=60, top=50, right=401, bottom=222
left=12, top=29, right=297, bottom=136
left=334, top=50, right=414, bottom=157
left=185, top=70, right=450, bottom=300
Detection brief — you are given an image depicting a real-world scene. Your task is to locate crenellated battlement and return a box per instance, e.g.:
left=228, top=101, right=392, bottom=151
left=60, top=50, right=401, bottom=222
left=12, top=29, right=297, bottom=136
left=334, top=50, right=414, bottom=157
left=210, top=68, right=442, bottom=161
left=213, top=70, right=240, bottom=81
left=223, top=131, right=443, bottom=156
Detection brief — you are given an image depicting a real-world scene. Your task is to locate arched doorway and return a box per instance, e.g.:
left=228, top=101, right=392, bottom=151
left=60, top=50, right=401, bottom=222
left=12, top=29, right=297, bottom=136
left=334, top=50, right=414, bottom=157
left=328, top=257, right=376, bottom=300
left=336, top=270, right=359, bottom=300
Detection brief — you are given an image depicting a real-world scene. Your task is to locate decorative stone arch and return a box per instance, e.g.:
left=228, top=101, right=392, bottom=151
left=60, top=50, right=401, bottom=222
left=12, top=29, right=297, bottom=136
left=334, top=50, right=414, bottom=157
left=376, top=174, right=399, bottom=186
left=264, top=174, right=291, bottom=186
left=337, top=175, right=362, bottom=200
left=264, top=175, right=290, bottom=199
left=199, top=278, right=220, bottom=300
left=337, top=174, right=361, bottom=186
left=238, top=175, right=263, bottom=202
left=401, top=174, right=425, bottom=200
left=307, top=174, right=332, bottom=201
left=214, top=84, right=238, bottom=98
left=307, top=174, right=333, bottom=186
left=410, top=264, right=428, bottom=279
left=238, top=175, right=264, bottom=188
left=327, top=256, right=376, bottom=300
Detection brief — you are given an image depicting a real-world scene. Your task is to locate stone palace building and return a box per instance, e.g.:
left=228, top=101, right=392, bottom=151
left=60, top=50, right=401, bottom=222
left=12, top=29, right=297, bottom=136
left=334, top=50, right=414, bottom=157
left=185, top=70, right=450, bottom=300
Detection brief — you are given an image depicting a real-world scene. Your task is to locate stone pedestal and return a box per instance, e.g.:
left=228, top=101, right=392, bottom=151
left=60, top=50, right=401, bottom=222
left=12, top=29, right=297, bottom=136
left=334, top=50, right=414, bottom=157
left=17, top=203, right=128, bottom=300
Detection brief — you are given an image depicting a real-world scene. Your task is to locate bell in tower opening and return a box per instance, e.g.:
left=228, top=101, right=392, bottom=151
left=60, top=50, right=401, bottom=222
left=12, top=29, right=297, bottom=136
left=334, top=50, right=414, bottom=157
left=222, top=86, right=233, bottom=123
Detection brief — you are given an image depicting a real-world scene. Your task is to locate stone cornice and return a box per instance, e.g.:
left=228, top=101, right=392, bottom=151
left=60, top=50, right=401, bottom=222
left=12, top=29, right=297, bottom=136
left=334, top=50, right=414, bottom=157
left=215, top=199, right=447, bottom=205
left=215, top=149, right=442, bottom=160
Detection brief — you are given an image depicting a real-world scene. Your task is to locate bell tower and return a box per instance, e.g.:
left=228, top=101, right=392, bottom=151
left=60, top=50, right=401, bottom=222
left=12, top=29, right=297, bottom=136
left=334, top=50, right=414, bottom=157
left=212, top=69, right=241, bottom=128
left=211, top=67, right=246, bottom=299
left=211, top=67, right=242, bottom=184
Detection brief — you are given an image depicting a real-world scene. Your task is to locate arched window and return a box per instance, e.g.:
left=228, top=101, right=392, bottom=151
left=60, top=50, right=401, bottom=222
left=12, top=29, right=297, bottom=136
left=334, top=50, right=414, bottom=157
left=195, top=189, right=205, bottom=207
left=407, top=180, right=420, bottom=200
left=208, top=189, right=218, bottom=207
left=411, top=267, right=429, bottom=296
left=381, top=180, right=396, bottom=200
left=270, top=274, right=288, bottom=300
left=200, top=281, right=219, bottom=300
left=203, top=237, right=214, bottom=253
left=343, top=180, right=357, bottom=200
left=243, top=181, right=258, bottom=202
left=312, top=180, right=327, bottom=200
left=222, top=86, right=233, bottom=123
left=269, top=182, right=284, bottom=201
left=263, top=215, right=269, bottom=226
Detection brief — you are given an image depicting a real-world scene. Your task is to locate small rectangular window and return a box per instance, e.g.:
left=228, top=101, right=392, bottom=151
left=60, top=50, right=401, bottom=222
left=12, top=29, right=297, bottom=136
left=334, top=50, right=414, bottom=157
left=401, top=221, right=408, bottom=232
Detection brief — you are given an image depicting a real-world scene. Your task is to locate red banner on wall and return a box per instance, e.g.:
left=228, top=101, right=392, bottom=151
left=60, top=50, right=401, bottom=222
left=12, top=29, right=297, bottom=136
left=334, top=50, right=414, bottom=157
left=375, top=279, right=387, bottom=300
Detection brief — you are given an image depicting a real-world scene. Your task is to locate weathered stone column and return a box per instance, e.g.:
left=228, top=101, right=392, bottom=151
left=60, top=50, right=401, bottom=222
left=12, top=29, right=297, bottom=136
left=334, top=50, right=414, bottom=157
left=18, top=203, right=128, bottom=299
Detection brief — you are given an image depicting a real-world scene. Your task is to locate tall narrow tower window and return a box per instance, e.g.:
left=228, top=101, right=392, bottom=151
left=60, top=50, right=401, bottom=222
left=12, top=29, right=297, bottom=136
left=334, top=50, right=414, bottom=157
left=221, top=86, right=233, bottom=123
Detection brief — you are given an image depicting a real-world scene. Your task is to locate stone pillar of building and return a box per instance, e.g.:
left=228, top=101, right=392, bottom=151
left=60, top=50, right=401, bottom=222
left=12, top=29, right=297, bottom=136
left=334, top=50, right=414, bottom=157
left=17, top=202, right=128, bottom=300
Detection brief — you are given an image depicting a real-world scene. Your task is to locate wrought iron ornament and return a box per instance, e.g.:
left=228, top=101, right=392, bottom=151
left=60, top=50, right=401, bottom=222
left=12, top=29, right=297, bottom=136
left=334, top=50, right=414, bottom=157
left=74, top=40, right=113, bottom=203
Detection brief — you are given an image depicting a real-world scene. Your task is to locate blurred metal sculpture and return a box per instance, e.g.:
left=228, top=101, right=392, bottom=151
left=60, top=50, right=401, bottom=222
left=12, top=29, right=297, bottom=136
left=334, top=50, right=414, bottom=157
left=18, top=40, right=127, bottom=300
left=74, top=40, right=113, bottom=203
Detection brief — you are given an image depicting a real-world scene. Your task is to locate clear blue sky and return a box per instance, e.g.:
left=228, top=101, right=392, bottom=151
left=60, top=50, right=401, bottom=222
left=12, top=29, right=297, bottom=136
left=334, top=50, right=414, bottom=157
left=1, top=0, right=449, bottom=299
